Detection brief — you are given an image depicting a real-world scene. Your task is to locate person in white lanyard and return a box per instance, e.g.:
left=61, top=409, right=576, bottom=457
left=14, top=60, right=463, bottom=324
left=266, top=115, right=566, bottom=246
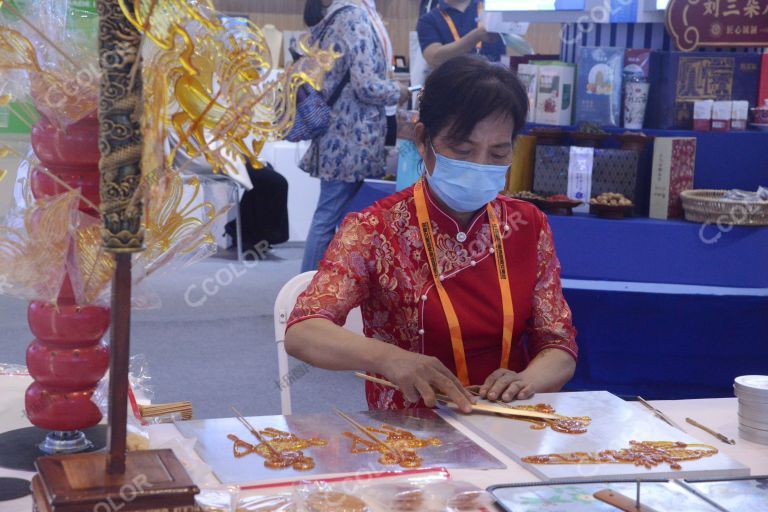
left=361, top=0, right=398, bottom=118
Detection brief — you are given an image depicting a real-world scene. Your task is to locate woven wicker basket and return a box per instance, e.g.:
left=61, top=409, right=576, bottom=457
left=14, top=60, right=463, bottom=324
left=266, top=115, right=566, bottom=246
left=681, top=190, right=768, bottom=226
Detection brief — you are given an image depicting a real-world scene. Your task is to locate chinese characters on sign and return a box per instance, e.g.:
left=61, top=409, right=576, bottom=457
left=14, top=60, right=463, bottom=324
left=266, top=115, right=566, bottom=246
left=666, top=0, right=768, bottom=51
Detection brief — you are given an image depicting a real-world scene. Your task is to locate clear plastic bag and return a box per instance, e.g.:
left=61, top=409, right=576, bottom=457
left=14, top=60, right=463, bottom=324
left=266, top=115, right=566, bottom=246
left=360, top=483, right=426, bottom=511
left=238, top=494, right=296, bottom=511
left=293, top=481, right=370, bottom=512
left=0, top=190, right=79, bottom=303
left=92, top=354, right=155, bottom=430
left=723, top=187, right=768, bottom=202
left=422, top=481, right=495, bottom=511
left=195, top=485, right=240, bottom=512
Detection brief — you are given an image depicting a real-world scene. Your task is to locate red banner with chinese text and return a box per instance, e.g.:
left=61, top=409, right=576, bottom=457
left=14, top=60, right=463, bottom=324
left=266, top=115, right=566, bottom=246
left=666, top=0, right=768, bottom=51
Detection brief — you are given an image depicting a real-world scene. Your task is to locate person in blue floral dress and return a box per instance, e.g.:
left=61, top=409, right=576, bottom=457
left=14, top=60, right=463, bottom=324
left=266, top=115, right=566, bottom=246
left=300, top=0, right=409, bottom=272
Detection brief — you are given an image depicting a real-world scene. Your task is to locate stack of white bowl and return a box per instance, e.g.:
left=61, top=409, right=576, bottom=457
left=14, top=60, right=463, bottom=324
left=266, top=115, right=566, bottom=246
left=734, top=375, right=768, bottom=444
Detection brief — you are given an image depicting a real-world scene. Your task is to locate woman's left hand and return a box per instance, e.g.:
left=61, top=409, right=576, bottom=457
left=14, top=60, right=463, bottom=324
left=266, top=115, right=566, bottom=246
left=478, top=369, right=535, bottom=402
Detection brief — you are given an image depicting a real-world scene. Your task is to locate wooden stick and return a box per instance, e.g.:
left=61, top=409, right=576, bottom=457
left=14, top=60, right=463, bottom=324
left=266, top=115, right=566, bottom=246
left=230, top=406, right=281, bottom=458
left=334, top=408, right=402, bottom=460
left=17, top=102, right=38, bottom=122
left=107, top=253, right=132, bottom=474
left=353, top=372, right=558, bottom=420
left=35, top=166, right=100, bottom=212
left=686, top=417, right=736, bottom=445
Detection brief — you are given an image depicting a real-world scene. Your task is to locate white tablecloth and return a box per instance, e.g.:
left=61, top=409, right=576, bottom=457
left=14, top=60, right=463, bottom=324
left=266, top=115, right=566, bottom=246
left=1, top=372, right=766, bottom=511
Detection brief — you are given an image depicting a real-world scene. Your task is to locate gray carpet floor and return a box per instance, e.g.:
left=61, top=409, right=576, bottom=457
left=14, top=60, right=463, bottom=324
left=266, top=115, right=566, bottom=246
left=0, top=245, right=367, bottom=419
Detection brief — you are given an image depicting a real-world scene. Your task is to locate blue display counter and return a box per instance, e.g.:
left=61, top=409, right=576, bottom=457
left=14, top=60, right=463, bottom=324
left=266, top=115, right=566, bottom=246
left=564, top=286, right=768, bottom=399
left=547, top=214, right=768, bottom=288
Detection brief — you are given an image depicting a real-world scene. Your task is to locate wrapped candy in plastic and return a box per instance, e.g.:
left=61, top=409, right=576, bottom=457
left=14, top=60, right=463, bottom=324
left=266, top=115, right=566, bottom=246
left=422, top=481, right=495, bottom=511
left=360, top=483, right=426, bottom=511
left=293, top=481, right=371, bottom=512
left=0, top=1, right=100, bottom=128
left=0, top=190, right=79, bottom=303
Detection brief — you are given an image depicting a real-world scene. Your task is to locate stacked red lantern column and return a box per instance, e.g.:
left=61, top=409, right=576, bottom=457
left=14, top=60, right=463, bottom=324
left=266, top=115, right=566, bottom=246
left=24, top=113, right=110, bottom=452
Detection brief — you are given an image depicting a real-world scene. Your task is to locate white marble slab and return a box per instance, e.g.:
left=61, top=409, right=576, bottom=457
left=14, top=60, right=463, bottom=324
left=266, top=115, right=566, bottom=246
left=449, top=391, right=750, bottom=482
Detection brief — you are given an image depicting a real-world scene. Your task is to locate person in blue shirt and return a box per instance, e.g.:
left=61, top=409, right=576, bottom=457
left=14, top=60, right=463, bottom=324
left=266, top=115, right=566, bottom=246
left=417, top=0, right=506, bottom=69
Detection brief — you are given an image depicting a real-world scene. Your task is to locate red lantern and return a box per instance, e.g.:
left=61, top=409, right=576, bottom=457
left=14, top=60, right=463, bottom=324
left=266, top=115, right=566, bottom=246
left=25, top=113, right=110, bottom=453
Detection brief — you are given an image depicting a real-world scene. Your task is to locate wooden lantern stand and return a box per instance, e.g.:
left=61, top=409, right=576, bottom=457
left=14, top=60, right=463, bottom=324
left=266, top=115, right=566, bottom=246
left=31, top=2, right=199, bottom=510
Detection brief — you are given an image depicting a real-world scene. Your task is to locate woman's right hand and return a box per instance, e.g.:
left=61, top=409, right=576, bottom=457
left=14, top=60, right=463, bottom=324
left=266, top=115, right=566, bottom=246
left=378, top=347, right=475, bottom=413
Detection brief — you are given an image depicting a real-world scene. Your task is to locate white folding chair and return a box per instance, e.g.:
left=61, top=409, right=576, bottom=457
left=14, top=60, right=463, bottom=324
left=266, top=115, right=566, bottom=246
left=274, top=271, right=362, bottom=415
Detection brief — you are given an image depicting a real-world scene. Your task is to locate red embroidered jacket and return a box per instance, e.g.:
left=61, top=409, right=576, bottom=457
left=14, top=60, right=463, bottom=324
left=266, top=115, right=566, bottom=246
left=287, top=184, right=578, bottom=409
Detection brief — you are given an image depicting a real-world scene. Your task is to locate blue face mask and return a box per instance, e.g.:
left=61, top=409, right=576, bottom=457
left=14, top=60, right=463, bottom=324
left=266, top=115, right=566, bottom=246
left=424, top=146, right=509, bottom=213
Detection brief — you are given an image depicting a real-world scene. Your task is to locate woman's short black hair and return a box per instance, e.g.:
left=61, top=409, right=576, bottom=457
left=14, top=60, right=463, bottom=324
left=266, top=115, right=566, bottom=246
left=304, top=0, right=325, bottom=27
left=419, top=55, right=529, bottom=143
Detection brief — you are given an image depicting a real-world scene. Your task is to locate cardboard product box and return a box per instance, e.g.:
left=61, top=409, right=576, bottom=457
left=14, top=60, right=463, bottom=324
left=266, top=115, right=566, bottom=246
left=533, top=145, right=644, bottom=214
left=533, top=62, right=575, bottom=126
left=647, top=52, right=761, bottom=129
left=731, top=101, right=749, bottom=131
left=517, top=64, right=539, bottom=123
left=509, top=54, right=559, bottom=73
left=575, top=47, right=625, bottom=126
left=649, top=137, right=697, bottom=220
left=505, top=134, right=536, bottom=193
left=693, top=100, right=714, bottom=131
left=624, top=49, right=651, bottom=79
left=759, top=53, right=768, bottom=107
left=711, top=100, right=732, bottom=132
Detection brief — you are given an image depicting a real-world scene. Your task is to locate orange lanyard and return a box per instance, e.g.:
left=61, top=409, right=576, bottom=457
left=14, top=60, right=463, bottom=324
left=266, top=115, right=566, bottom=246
left=439, top=1, right=483, bottom=50
left=413, top=178, right=514, bottom=386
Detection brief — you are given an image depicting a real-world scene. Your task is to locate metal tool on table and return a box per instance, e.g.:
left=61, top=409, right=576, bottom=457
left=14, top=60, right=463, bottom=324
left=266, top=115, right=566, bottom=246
left=637, top=396, right=685, bottom=431
left=686, top=417, right=737, bottom=445
left=354, top=372, right=558, bottom=420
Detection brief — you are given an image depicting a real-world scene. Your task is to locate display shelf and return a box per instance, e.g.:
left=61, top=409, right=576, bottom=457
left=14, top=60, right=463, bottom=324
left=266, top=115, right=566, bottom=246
left=524, top=123, right=768, bottom=191
left=484, top=0, right=665, bottom=23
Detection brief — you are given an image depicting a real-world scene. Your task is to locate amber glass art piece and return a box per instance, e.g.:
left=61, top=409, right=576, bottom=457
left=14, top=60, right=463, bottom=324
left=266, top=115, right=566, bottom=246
left=502, top=403, right=592, bottom=434
left=343, top=424, right=442, bottom=469
left=522, top=440, right=718, bottom=471
left=227, top=428, right=327, bottom=471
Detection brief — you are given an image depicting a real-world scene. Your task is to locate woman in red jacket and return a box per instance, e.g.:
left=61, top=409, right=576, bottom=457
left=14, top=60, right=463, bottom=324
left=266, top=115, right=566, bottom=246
left=286, top=55, right=577, bottom=412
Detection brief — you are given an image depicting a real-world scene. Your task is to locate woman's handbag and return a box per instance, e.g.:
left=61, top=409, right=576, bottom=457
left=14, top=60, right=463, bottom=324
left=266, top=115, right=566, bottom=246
left=284, top=7, right=353, bottom=142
